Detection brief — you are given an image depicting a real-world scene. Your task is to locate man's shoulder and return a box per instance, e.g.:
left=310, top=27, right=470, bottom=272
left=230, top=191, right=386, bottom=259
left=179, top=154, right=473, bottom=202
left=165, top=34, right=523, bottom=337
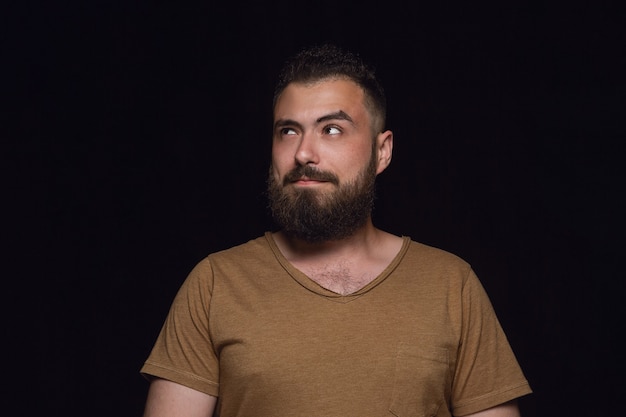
left=187, top=234, right=276, bottom=281
left=403, top=238, right=472, bottom=272
left=209, top=233, right=271, bottom=259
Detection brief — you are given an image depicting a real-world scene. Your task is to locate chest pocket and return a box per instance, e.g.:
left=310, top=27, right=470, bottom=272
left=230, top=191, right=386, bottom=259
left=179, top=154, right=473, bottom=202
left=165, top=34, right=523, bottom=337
left=389, top=343, right=452, bottom=417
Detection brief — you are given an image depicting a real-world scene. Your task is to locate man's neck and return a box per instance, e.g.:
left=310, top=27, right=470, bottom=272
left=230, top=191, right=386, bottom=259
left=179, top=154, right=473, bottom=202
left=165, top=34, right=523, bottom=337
left=272, top=221, right=404, bottom=295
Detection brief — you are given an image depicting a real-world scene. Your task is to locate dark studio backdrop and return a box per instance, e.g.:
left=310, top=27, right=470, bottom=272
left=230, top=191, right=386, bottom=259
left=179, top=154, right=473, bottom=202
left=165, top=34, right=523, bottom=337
left=5, top=2, right=624, bottom=416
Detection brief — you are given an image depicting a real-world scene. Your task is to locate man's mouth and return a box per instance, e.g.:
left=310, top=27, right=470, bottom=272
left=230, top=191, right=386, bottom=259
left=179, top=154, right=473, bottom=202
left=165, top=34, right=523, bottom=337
left=283, top=167, right=339, bottom=186
left=292, top=176, right=328, bottom=185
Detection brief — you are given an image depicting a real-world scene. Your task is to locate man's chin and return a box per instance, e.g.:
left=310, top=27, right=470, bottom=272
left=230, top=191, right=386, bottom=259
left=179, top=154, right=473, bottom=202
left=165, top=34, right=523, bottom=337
left=284, top=186, right=331, bottom=203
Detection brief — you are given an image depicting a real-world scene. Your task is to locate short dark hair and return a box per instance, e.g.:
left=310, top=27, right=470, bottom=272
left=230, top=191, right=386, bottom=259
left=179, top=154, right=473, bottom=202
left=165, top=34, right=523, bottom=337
left=273, top=44, right=387, bottom=133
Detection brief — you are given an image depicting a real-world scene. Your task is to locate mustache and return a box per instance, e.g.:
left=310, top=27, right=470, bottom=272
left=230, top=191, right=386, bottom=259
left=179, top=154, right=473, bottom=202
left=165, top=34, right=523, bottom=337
left=283, top=165, right=339, bottom=186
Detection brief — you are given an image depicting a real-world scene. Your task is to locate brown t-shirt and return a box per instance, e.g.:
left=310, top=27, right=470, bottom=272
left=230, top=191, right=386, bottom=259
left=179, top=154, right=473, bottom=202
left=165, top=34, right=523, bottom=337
left=141, top=233, right=531, bottom=416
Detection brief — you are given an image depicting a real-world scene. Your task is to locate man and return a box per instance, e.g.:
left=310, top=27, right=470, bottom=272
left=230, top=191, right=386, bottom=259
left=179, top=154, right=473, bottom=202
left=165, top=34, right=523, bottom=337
left=141, top=44, right=532, bottom=417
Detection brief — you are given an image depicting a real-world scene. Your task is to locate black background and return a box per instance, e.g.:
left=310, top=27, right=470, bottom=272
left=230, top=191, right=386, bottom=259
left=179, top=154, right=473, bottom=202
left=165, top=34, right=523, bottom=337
left=5, top=1, right=624, bottom=416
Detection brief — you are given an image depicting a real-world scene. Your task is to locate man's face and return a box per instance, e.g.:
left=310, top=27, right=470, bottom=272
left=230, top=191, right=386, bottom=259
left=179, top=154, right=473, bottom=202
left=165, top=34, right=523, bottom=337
left=267, top=78, right=382, bottom=242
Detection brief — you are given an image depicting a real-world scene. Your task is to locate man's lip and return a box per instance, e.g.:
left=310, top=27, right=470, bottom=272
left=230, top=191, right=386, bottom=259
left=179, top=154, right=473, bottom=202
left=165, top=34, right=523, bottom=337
left=292, top=177, right=327, bottom=184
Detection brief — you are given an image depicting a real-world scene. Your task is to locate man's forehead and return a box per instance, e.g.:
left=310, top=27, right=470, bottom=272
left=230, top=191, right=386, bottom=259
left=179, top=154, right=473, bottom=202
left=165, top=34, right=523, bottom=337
left=274, top=79, right=367, bottom=120
left=281, top=77, right=363, bottom=96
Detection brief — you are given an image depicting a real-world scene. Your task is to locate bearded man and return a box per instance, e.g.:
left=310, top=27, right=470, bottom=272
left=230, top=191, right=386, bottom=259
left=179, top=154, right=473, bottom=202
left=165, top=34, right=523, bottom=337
left=140, top=44, right=532, bottom=417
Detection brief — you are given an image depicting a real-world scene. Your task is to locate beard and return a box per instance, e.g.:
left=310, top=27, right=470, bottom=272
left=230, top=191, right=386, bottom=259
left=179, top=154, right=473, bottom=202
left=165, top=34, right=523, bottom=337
left=267, top=152, right=378, bottom=243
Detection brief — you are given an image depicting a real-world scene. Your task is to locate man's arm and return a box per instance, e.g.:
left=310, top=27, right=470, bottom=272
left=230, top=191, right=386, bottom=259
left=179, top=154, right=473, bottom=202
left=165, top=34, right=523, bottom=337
left=143, top=378, right=217, bottom=417
left=464, top=400, right=520, bottom=417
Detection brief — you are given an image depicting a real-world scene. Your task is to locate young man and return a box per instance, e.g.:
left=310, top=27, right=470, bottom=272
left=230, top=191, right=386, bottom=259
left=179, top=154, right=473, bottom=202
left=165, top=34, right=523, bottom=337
left=141, top=44, right=532, bottom=417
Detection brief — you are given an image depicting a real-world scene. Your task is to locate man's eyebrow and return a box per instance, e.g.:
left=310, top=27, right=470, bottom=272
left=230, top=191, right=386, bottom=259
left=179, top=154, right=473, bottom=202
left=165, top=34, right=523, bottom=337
left=273, top=111, right=354, bottom=131
left=316, top=110, right=354, bottom=125
left=274, top=119, right=302, bottom=131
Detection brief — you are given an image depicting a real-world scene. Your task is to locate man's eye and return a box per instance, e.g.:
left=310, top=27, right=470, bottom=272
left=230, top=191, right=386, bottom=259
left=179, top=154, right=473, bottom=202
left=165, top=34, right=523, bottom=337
left=281, top=128, right=297, bottom=135
left=325, top=126, right=341, bottom=135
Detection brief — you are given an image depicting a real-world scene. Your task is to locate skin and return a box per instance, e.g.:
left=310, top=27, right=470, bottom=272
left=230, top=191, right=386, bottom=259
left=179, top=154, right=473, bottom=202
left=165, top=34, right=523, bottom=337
left=270, top=78, right=401, bottom=293
left=142, top=78, right=523, bottom=417
left=143, top=378, right=216, bottom=417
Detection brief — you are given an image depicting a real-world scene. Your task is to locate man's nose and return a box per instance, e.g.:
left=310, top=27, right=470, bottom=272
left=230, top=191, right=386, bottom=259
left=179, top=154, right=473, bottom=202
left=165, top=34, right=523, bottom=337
left=294, top=132, right=319, bottom=166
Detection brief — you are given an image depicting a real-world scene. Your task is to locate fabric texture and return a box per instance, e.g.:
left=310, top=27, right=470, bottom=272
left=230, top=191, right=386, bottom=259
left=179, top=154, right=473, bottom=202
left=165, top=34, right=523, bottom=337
left=141, top=233, right=531, bottom=416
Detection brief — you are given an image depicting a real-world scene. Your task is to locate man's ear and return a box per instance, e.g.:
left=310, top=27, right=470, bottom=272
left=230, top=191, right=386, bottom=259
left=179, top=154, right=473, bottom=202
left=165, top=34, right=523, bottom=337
left=375, top=130, right=393, bottom=174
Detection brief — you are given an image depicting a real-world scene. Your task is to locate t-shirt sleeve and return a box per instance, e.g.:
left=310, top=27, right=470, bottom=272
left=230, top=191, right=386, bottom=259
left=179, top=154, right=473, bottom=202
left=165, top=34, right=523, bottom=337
left=140, top=258, right=220, bottom=397
left=451, top=269, right=532, bottom=415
